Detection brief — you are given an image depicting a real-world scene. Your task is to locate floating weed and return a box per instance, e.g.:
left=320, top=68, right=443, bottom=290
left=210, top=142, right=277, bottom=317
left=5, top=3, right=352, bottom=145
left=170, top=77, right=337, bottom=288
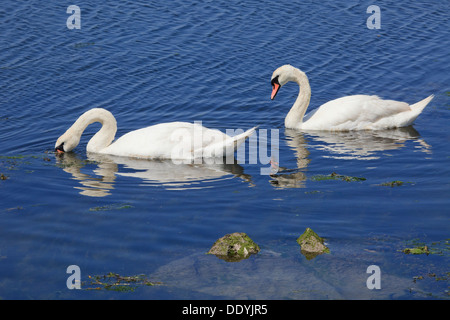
left=74, top=42, right=95, bottom=49
left=378, top=180, right=414, bottom=187
left=305, top=190, right=323, bottom=194
left=84, top=272, right=162, bottom=291
left=413, top=272, right=449, bottom=283
left=310, top=172, right=366, bottom=182
left=410, top=272, right=450, bottom=298
left=379, top=180, right=404, bottom=187
left=399, top=239, right=450, bottom=298
left=89, top=203, right=134, bottom=212
left=401, top=238, right=449, bottom=256
left=402, top=246, right=430, bottom=255
left=0, top=154, right=49, bottom=171
left=0, top=155, right=27, bottom=160
left=0, top=154, right=56, bottom=179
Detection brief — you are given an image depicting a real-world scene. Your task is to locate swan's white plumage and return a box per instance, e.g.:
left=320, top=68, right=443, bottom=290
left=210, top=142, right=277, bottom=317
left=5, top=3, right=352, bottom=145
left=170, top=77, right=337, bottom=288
left=302, top=95, right=431, bottom=131
left=55, top=108, right=256, bottom=160
left=271, top=65, right=433, bottom=131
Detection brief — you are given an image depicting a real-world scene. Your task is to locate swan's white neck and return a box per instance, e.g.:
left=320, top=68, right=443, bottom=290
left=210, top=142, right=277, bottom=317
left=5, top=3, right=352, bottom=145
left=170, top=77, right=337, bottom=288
left=284, top=69, right=311, bottom=129
left=69, top=108, right=117, bottom=152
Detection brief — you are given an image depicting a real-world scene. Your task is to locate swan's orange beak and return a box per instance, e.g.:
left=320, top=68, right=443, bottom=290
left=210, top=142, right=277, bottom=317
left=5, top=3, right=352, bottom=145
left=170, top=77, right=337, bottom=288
left=271, top=83, right=280, bottom=100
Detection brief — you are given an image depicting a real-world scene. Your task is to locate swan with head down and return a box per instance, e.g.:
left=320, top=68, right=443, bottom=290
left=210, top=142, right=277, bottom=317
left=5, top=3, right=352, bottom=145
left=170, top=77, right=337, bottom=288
left=55, top=108, right=256, bottom=160
left=270, top=64, right=433, bottom=131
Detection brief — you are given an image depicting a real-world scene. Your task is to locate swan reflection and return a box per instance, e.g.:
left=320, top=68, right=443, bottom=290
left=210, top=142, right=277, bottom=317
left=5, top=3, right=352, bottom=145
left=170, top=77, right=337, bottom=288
left=304, top=126, right=431, bottom=160
left=269, top=131, right=309, bottom=188
left=55, top=153, right=252, bottom=197
left=270, top=126, right=431, bottom=188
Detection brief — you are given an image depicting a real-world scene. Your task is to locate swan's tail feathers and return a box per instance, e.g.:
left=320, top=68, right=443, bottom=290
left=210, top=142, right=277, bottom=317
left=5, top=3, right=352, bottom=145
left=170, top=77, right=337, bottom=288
left=232, top=126, right=258, bottom=151
left=199, top=126, right=257, bottom=159
left=410, top=94, right=434, bottom=115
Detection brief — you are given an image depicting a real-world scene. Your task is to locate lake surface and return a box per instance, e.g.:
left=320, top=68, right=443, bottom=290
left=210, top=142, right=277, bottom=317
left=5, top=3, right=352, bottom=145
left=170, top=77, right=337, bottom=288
left=0, top=1, right=448, bottom=300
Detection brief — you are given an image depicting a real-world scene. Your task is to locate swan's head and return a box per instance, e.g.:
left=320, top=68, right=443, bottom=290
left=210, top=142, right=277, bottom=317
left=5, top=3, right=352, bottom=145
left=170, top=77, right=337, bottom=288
left=270, top=64, right=298, bottom=100
left=55, top=131, right=80, bottom=153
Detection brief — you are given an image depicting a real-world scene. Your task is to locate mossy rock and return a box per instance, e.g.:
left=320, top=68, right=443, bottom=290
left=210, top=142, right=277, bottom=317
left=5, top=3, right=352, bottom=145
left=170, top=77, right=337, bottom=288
left=297, top=228, right=330, bottom=260
left=207, top=232, right=260, bottom=262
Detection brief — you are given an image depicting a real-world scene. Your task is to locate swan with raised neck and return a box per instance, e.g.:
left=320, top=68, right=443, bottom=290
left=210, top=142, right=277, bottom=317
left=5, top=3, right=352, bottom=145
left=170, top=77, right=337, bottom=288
left=270, top=64, right=433, bottom=131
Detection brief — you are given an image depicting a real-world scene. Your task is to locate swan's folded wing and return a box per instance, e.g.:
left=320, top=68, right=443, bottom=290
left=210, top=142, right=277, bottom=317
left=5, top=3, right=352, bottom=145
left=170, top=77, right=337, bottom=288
left=304, top=95, right=412, bottom=130
left=101, top=122, right=201, bottom=159
left=101, top=122, right=256, bottom=160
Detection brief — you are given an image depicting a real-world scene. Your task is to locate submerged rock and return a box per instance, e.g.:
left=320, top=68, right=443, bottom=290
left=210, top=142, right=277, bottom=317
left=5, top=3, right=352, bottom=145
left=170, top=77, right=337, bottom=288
left=207, top=232, right=260, bottom=262
left=297, top=228, right=330, bottom=260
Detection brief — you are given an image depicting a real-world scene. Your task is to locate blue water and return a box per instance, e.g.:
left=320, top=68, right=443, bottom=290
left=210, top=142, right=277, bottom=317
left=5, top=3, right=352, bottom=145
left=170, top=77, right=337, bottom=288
left=0, top=1, right=449, bottom=299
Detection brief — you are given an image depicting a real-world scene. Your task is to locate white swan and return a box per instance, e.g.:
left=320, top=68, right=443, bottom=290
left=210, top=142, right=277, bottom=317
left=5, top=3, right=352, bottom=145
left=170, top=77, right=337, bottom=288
left=55, top=108, right=256, bottom=160
left=270, top=64, right=434, bottom=131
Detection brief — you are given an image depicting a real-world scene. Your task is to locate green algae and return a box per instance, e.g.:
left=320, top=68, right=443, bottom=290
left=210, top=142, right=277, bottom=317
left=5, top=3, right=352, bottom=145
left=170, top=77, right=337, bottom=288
left=310, top=172, right=366, bottom=183
left=401, top=239, right=449, bottom=256
left=84, top=272, right=162, bottom=292
left=402, top=246, right=430, bottom=255
left=378, top=180, right=414, bottom=187
left=410, top=272, right=450, bottom=298
left=89, top=203, right=134, bottom=212
left=413, top=272, right=449, bottom=283
left=74, top=42, right=96, bottom=49
left=379, top=180, right=404, bottom=187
